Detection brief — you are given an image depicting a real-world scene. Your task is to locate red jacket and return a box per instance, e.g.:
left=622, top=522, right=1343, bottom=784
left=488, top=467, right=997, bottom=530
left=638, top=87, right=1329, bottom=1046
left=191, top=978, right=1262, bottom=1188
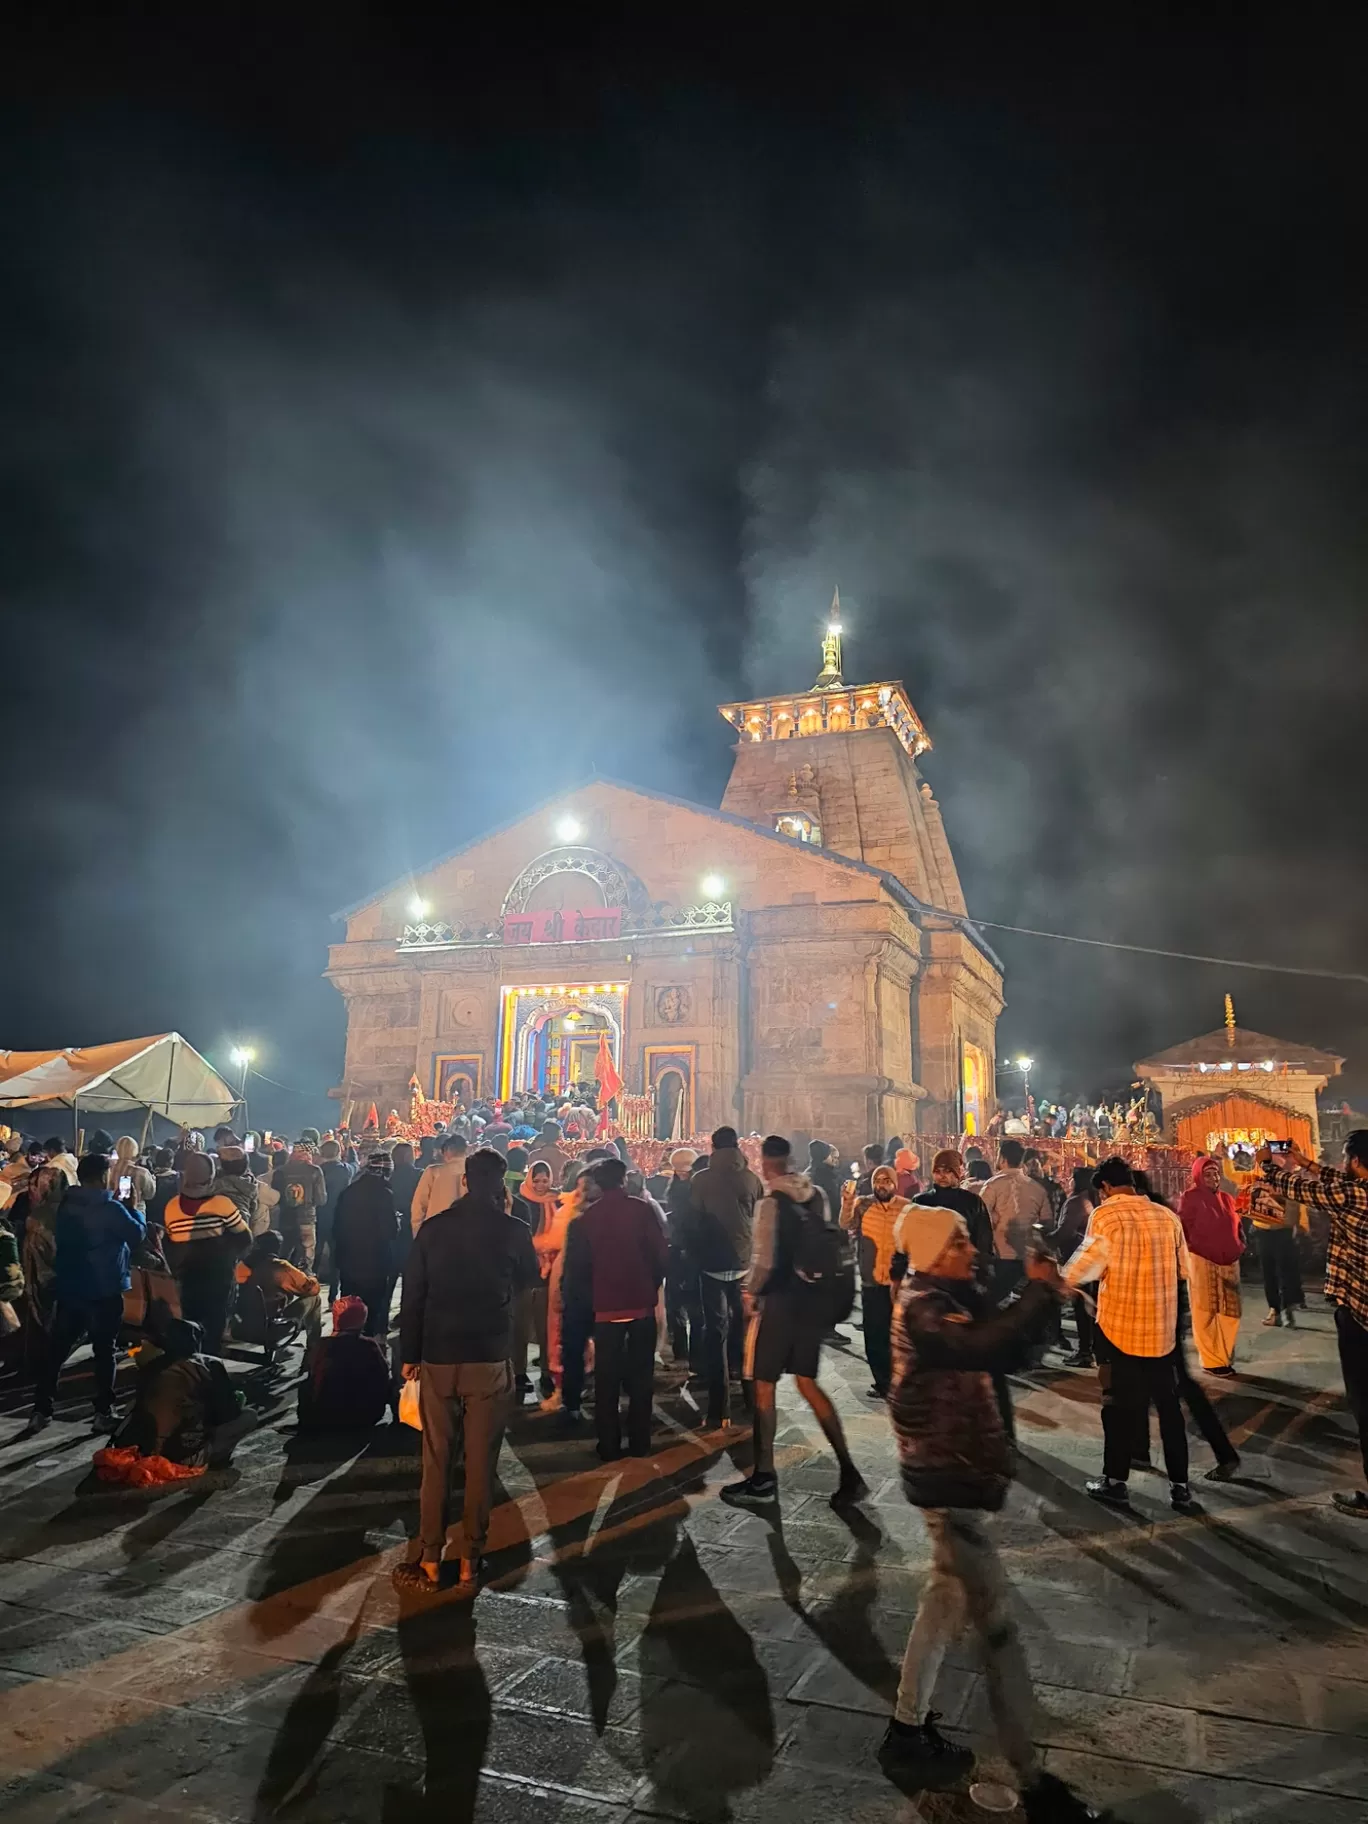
left=573, top=1189, right=669, bottom=1321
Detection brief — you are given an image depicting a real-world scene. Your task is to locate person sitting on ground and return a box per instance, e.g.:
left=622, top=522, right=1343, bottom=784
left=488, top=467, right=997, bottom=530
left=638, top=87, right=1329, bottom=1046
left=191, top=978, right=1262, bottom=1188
left=562, top=1156, right=669, bottom=1461
left=26, top=1153, right=146, bottom=1436
left=841, top=1164, right=912, bottom=1398
left=234, top=1229, right=323, bottom=1344
left=332, top=1152, right=400, bottom=1337
left=396, top=1147, right=540, bottom=1591
left=298, top=1294, right=392, bottom=1429
left=877, top=1213, right=1102, bottom=1821
left=96, top=1318, right=245, bottom=1484
left=410, top=1133, right=467, bottom=1235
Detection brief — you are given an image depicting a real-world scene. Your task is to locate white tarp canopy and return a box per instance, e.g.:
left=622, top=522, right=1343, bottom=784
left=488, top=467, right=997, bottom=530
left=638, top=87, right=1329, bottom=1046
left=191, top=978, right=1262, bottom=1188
left=0, top=1033, right=237, bottom=1127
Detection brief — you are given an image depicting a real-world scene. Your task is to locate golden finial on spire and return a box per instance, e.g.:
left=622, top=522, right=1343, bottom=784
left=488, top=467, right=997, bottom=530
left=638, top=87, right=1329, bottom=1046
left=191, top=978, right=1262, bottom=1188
left=815, top=586, right=844, bottom=689
left=1224, top=993, right=1236, bottom=1045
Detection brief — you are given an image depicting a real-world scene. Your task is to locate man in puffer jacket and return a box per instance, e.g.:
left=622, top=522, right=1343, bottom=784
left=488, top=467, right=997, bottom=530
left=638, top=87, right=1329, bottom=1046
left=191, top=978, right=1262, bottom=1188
left=878, top=1209, right=1105, bottom=1823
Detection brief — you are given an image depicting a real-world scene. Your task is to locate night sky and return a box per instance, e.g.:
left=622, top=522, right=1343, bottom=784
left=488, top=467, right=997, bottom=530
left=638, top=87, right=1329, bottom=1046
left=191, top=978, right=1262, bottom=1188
left=5, top=13, right=1366, bottom=1132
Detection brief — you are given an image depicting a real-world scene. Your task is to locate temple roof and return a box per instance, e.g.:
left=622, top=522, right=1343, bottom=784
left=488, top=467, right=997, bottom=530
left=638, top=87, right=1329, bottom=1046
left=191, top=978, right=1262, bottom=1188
left=1135, top=1025, right=1344, bottom=1075
left=330, top=774, right=1003, bottom=971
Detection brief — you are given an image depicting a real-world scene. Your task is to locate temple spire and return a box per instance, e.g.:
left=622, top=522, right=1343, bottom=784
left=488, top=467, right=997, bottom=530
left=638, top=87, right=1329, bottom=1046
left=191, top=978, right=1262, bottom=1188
left=815, top=587, right=844, bottom=688
left=1224, top=992, right=1236, bottom=1045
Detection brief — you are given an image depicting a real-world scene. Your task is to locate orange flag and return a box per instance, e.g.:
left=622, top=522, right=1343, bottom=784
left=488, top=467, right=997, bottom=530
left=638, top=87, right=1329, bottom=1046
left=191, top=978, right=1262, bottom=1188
left=594, top=1031, right=623, bottom=1103
left=364, top=1101, right=380, bottom=1131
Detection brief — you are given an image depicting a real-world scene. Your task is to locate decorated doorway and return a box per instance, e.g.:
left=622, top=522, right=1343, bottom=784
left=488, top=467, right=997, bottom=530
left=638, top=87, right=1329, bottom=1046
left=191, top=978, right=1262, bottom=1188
left=498, top=982, right=628, bottom=1100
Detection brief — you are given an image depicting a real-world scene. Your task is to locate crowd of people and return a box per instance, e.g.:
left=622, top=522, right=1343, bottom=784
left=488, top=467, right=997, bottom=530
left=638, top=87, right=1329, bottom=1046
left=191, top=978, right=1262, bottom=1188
left=3, top=1098, right=1367, bottom=1823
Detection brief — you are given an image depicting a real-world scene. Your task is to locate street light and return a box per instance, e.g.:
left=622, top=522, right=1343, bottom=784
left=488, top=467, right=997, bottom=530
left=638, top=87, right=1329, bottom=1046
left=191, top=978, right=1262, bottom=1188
left=229, top=1046, right=255, bottom=1136
left=701, top=873, right=726, bottom=901
left=1015, top=1055, right=1035, bottom=1101
left=555, top=814, right=583, bottom=843
left=408, top=895, right=430, bottom=920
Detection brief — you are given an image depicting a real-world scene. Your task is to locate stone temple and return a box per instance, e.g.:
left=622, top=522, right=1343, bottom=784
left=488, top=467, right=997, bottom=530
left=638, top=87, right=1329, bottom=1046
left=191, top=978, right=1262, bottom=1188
left=327, top=598, right=1002, bottom=1154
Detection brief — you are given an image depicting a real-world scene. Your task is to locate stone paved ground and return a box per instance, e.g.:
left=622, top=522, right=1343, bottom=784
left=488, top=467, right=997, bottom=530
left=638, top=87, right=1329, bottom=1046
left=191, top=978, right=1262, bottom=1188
left=2, top=1299, right=1367, bottom=1822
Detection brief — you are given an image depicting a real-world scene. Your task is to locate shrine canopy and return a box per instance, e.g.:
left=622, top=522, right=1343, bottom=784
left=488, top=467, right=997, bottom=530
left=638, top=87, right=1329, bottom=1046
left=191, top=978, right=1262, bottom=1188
left=0, top=1034, right=237, bottom=1127
left=1135, top=1017, right=1344, bottom=1157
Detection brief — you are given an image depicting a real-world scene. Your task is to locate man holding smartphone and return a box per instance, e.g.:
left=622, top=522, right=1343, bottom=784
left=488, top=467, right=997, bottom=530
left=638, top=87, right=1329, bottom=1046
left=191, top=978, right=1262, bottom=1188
left=1257, top=1132, right=1368, bottom=1518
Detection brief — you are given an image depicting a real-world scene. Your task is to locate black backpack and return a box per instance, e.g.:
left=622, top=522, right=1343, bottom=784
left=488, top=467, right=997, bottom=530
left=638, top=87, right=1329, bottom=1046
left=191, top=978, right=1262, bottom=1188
left=776, top=1189, right=856, bottom=1323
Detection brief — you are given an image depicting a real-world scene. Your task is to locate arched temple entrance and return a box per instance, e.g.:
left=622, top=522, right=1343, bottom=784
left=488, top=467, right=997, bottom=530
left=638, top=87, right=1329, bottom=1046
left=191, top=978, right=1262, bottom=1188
left=498, top=982, right=627, bottom=1101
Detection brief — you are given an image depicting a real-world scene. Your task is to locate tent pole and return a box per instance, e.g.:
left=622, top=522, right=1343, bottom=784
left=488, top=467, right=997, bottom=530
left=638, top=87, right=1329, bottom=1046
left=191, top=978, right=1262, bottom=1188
left=138, top=1106, right=154, bottom=1152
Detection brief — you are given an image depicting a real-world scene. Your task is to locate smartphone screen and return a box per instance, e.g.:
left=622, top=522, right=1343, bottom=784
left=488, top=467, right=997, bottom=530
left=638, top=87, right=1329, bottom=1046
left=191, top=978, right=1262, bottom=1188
left=118, top=1174, right=133, bottom=1199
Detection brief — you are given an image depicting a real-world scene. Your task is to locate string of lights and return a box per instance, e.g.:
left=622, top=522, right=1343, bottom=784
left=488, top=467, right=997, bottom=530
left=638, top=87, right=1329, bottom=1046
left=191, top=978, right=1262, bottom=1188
left=965, top=919, right=1368, bottom=987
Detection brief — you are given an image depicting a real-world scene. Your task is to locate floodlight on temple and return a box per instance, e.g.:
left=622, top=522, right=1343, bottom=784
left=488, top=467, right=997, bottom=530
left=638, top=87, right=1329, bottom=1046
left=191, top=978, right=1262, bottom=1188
left=718, top=589, right=931, bottom=757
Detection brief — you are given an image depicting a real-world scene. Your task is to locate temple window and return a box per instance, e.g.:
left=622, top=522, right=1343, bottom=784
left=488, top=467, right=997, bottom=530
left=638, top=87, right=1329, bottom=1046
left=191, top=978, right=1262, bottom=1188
left=775, top=813, right=821, bottom=845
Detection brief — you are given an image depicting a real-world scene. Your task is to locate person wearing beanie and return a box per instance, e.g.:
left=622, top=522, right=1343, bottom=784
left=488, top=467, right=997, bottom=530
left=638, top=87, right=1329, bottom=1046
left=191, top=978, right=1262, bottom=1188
left=840, top=1165, right=913, bottom=1397
left=909, top=1153, right=996, bottom=1285
left=163, top=1154, right=252, bottom=1351
left=688, top=1126, right=764, bottom=1429
left=234, top=1228, right=322, bottom=1343
left=298, top=1295, right=392, bottom=1430
left=878, top=1213, right=1102, bottom=1823
left=893, top=1148, right=922, bottom=1200
left=805, top=1140, right=843, bottom=1217
left=721, top=1135, right=866, bottom=1512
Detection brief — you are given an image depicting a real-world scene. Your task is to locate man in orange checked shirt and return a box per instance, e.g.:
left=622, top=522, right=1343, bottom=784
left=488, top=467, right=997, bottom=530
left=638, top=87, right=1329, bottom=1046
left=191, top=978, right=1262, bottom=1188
left=1062, top=1156, right=1197, bottom=1515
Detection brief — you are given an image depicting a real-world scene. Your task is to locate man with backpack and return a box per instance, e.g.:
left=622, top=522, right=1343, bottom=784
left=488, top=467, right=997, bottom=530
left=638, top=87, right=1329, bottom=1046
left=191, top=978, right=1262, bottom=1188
left=721, top=1133, right=865, bottom=1511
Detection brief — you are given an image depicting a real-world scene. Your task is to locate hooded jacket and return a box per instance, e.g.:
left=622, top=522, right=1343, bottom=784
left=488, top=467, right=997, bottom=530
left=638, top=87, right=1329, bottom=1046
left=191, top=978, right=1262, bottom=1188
left=806, top=1142, right=843, bottom=1218
left=687, top=1147, right=764, bottom=1273
left=746, top=1171, right=830, bottom=1297
left=890, top=1275, right=1056, bottom=1509
left=53, top=1185, right=145, bottom=1303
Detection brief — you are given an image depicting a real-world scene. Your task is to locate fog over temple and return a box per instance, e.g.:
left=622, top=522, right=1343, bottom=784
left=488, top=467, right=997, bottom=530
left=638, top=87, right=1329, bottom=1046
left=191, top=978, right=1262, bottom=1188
left=328, top=600, right=1002, bottom=1150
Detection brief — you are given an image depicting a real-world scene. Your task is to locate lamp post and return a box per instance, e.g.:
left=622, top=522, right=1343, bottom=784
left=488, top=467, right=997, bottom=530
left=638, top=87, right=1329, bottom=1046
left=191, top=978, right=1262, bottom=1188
left=229, top=1046, right=255, bottom=1138
left=1016, top=1055, right=1035, bottom=1104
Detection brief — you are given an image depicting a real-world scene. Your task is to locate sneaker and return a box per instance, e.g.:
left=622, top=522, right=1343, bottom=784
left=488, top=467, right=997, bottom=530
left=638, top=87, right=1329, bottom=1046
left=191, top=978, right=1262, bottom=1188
left=90, top=1408, right=120, bottom=1436
left=876, top=1713, right=974, bottom=1792
left=1021, top=1768, right=1111, bottom=1820
left=18, top=1412, right=52, bottom=1440
left=831, top=1468, right=871, bottom=1510
left=1261, top=1309, right=1280, bottom=1327
left=1170, top=1482, right=1202, bottom=1515
left=1061, top=1351, right=1094, bottom=1368
left=720, top=1473, right=779, bottom=1510
left=1204, top=1456, right=1241, bottom=1482
left=865, top=1384, right=887, bottom=1400
left=1332, top=1490, right=1368, bottom=1519
left=1085, top=1477, right=1131, bottom=1509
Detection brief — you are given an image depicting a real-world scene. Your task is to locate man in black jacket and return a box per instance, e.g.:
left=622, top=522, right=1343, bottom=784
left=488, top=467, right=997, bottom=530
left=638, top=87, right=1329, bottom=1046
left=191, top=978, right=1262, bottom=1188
left=396, top=1147, right=540, bottom=1591
left=878, top=1211, right=1103, bottom=1822
left=687, top=1126, right=763, bottom=1428
left=333, top=1152, right=401, bottom=1337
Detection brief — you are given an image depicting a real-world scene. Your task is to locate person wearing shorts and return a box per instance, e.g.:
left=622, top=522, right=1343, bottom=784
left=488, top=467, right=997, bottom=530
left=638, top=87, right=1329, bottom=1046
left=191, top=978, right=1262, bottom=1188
left=721, top=1133, right=867, bottom=1511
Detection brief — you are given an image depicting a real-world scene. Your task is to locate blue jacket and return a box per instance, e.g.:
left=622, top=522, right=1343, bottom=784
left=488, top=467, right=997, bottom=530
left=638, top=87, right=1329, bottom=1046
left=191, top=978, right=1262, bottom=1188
left=53, top=1186, right=145, bottom=1304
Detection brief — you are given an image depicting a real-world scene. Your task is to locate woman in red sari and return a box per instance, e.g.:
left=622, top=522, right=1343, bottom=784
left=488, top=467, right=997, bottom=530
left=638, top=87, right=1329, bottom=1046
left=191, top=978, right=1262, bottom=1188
left=1178, top=1156, right=1244, bottom=1374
